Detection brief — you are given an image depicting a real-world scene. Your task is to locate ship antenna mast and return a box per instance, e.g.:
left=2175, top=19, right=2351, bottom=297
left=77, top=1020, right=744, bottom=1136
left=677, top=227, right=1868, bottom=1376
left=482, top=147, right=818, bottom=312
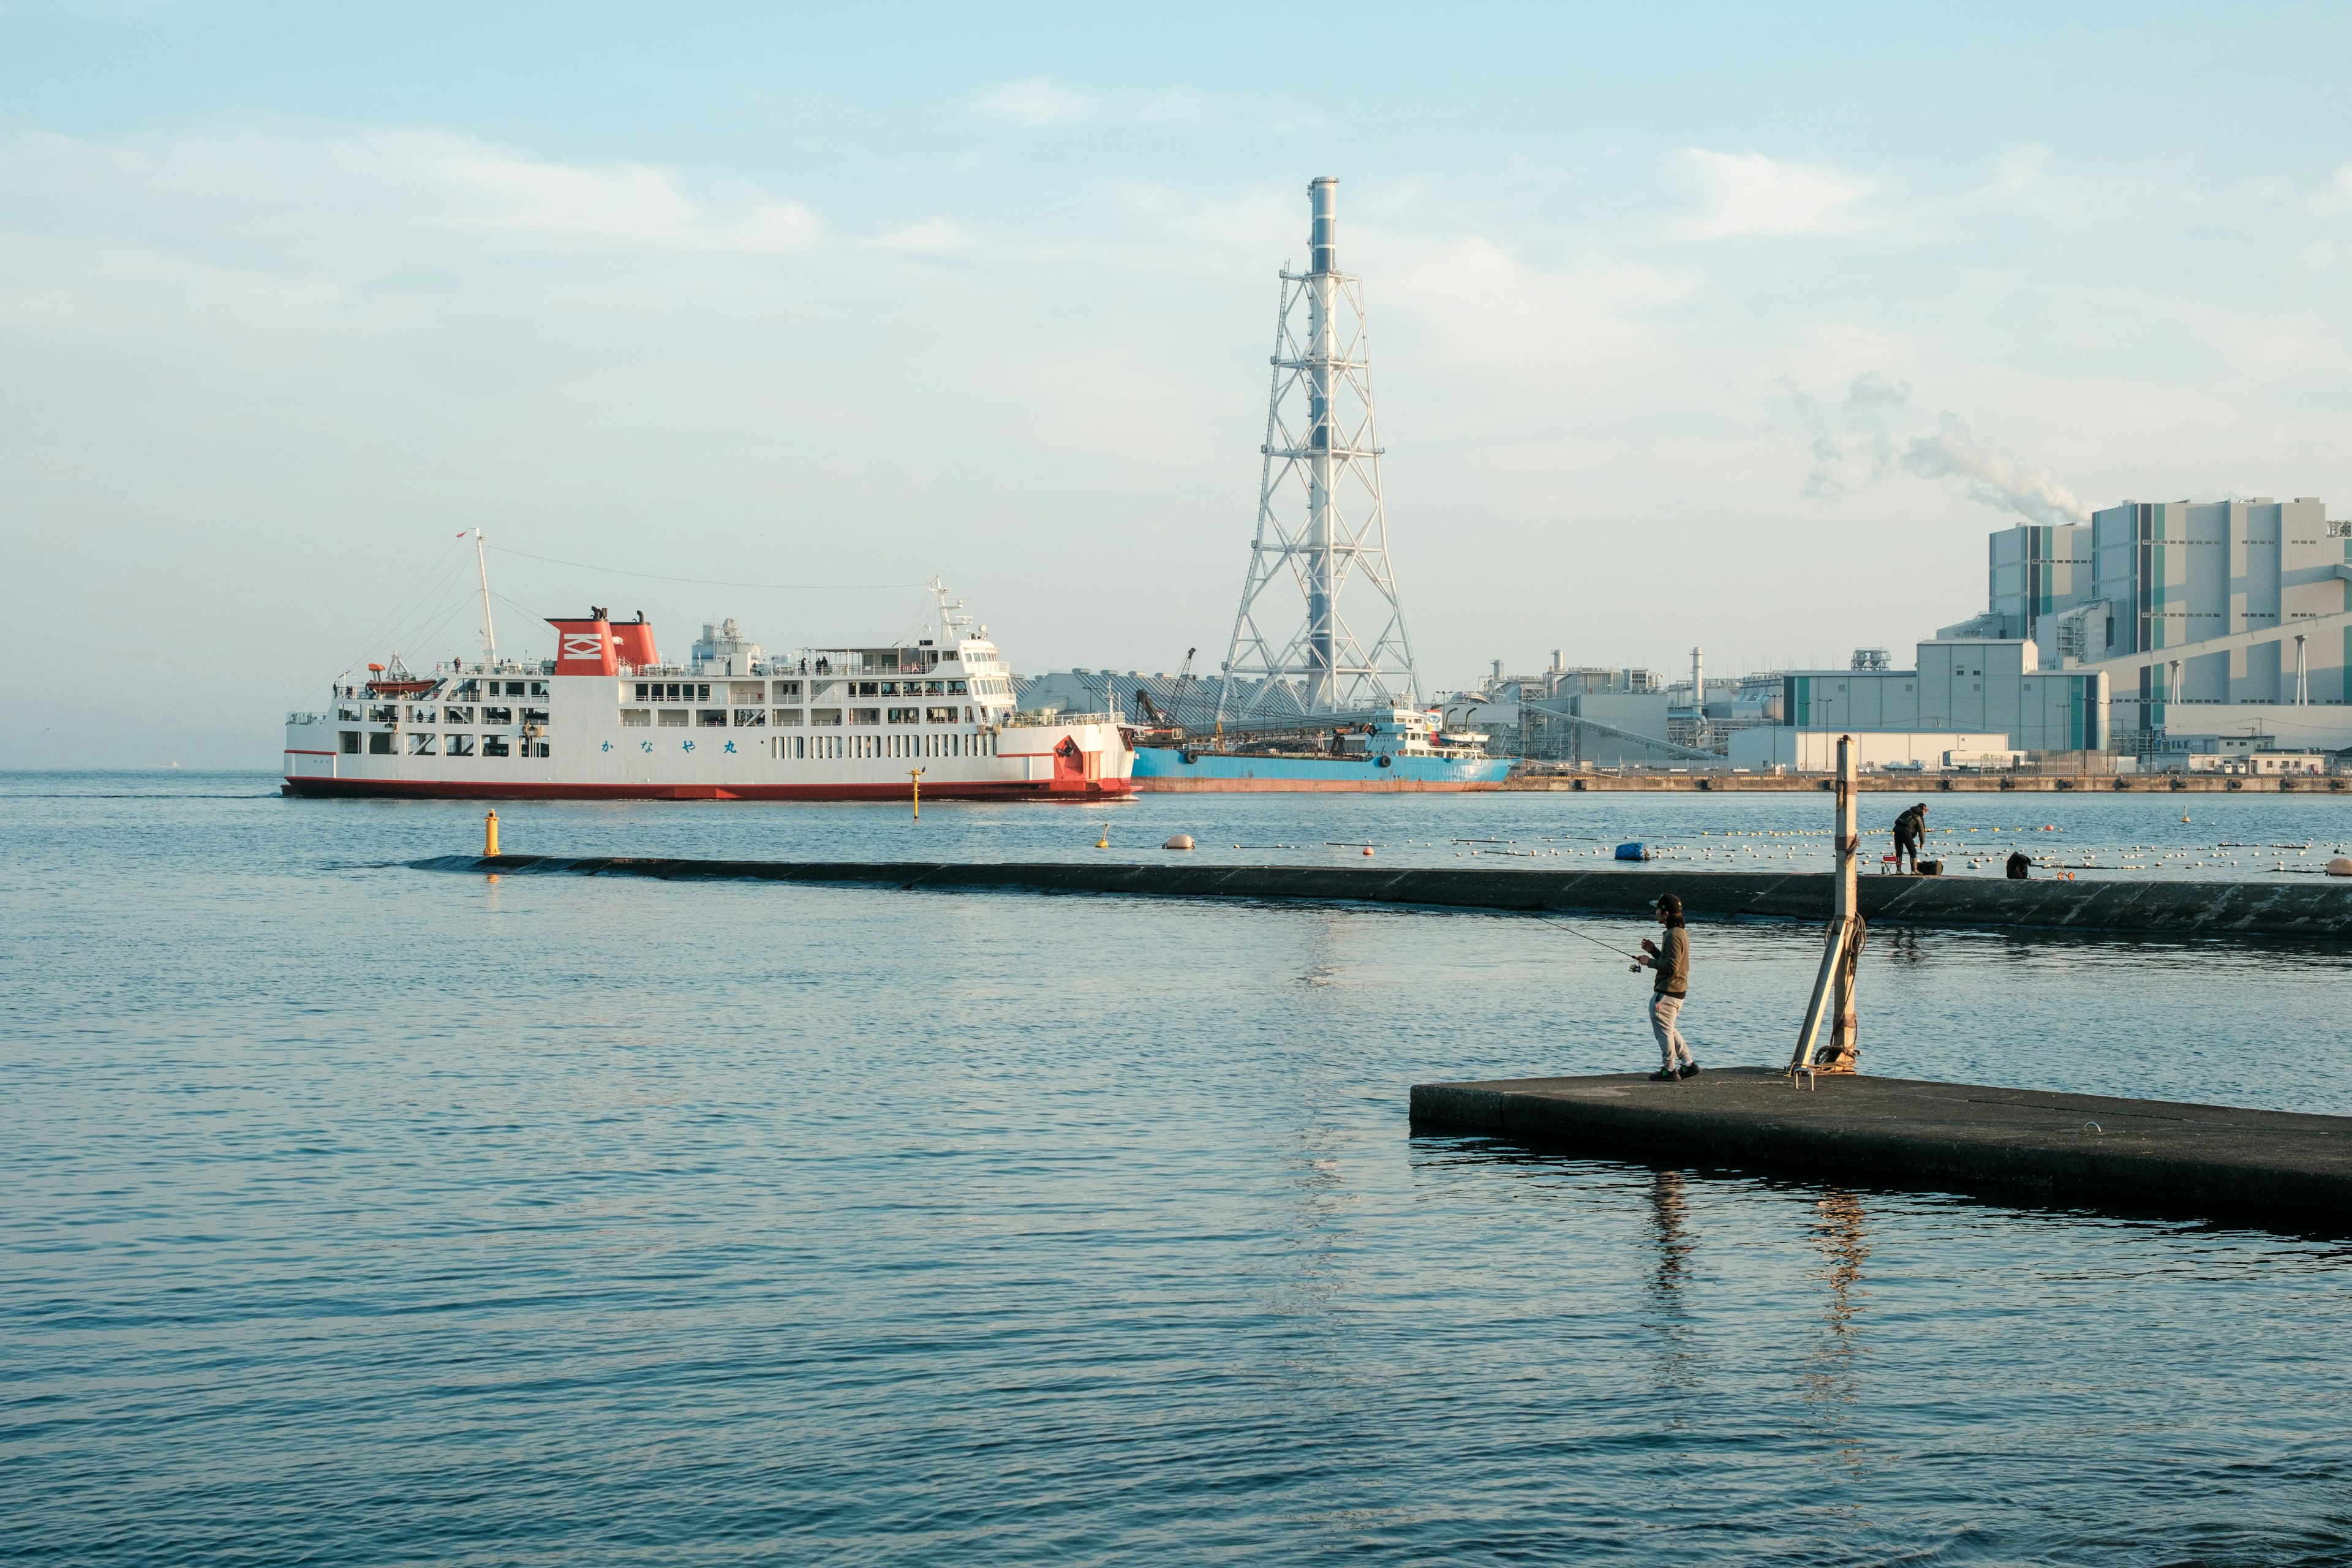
left=927, top=575, right=971, bottom=642
left=472, top=529, right=497, bottom=662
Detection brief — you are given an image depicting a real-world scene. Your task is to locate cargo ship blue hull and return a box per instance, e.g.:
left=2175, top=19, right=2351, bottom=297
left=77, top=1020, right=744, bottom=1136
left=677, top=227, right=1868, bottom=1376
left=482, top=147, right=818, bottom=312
left=1130, top=746, right=1512, bottom=791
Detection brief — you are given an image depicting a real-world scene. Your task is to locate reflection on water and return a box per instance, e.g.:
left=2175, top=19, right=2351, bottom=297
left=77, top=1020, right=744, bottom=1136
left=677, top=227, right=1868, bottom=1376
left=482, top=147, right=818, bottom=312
left=9, top=774, right=2352, bottom=1565
left=1804, top=1189, right=1872, bottom=1471
left=1643, top=1169, right=1703, bottom=1398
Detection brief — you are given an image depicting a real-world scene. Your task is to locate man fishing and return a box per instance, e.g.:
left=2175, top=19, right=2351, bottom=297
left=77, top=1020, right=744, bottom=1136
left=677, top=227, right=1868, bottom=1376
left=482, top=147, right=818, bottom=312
left=1637, top=894, right=1698, bottom=1082
left=1891, top=802, right=1929, bottom=874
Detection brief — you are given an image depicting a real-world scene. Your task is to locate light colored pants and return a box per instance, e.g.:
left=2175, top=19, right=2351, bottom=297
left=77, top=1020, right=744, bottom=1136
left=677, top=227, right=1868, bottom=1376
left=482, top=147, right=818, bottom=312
left=1649, top=992, right=1694, bottom=1073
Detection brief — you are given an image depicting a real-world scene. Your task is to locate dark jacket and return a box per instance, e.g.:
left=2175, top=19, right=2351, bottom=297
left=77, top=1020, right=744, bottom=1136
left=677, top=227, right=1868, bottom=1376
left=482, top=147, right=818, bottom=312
left=1652, top=921, right=1689, bottom=997
left=1894, top=805, right=1927, bottom=842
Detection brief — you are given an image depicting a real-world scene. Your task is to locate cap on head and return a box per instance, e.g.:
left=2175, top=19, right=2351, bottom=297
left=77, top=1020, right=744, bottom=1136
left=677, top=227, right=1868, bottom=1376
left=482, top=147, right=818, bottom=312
left=1656, top=894, right=1683, bottom=916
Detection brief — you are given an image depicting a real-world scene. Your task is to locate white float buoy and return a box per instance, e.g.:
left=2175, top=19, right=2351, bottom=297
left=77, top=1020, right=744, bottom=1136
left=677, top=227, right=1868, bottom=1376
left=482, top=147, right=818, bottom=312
left=1164, top=834, right=1195, bottom=851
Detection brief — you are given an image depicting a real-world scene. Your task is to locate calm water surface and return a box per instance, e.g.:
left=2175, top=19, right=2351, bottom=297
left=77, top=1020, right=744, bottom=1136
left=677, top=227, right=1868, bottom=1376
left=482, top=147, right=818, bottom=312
left=6, top=774, right=2352, bottom=1564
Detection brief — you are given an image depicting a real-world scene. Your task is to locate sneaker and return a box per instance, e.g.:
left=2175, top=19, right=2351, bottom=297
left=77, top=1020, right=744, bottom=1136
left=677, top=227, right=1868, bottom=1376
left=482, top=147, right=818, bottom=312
left=1648, top=1069, right=1679, bottom=1082
left=1678, top=1063, right=1701, bottom=1079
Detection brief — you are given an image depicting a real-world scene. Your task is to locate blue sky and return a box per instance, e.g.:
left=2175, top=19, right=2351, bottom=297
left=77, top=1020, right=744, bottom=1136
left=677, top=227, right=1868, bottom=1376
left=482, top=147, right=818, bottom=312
left=8, top=2, right=2352, bottom=761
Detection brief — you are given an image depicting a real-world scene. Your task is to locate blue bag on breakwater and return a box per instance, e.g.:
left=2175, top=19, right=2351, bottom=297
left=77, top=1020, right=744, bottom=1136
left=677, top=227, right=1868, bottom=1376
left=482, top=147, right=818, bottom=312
left=1616, top=843, right=1651, bottom=862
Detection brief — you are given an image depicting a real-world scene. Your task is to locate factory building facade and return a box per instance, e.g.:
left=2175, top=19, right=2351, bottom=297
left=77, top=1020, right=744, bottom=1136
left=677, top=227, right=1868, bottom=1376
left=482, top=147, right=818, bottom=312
left=1776, top=639, right=2106, bottom=755
left=1951, top=499, right=2352, bottom=753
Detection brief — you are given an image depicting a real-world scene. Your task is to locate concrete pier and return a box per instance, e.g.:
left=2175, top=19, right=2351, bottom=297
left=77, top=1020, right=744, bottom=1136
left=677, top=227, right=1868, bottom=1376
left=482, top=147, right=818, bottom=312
left=413, top=856, right=2352, bottom=940
left=1410, top=1068, right=2352, bottom=1224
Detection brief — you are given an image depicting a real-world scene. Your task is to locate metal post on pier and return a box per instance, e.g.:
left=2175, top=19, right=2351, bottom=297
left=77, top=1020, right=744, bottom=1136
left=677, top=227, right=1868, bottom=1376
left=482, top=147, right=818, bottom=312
left=1791, top=734, right=1864, bottom=1082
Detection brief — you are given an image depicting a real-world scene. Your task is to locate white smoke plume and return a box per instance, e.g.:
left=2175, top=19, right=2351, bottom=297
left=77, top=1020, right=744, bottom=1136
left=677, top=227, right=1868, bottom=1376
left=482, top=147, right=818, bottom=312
left=1899, top=415, right=2089, bottom=526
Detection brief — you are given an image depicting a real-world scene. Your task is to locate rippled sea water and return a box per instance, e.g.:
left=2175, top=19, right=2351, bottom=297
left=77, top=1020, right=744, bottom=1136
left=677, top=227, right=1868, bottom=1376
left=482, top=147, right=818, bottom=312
left=6, top=774, right=2352, bottom=1564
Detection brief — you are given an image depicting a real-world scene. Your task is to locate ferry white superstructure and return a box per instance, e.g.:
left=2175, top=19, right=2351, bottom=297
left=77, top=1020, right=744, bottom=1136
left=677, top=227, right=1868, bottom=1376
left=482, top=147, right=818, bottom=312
left=283, top=587, right=1133, bottom=802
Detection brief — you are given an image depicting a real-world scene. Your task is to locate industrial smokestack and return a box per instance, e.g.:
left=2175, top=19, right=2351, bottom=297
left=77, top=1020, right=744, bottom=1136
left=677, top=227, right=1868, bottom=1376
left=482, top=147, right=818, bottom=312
left=1551, top=649, right=1562, bottom=672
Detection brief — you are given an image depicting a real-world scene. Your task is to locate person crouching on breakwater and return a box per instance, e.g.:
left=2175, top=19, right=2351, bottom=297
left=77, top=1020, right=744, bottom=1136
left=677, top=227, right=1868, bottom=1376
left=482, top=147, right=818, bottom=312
left=1637, top=894, right=1698, bottom=1082
left=1892, top=802, right=1928, bottom=873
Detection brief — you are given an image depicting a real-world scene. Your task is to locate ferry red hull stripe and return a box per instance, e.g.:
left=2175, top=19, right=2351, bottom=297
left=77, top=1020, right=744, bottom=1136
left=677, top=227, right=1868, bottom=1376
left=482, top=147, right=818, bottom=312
left=1133, top=777, right=1503, bottom=793
left=282, top=777, right=1134, bottom=802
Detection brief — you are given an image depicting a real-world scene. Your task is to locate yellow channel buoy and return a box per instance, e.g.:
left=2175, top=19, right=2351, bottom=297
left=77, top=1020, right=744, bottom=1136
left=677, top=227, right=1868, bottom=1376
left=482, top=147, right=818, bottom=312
left=484, top=810, right=500, bottom=858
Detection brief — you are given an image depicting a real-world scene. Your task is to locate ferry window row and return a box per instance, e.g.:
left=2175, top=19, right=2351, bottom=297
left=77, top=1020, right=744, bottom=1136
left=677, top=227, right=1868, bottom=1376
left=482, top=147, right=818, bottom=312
left=624, top=678, right=982, bottom=704
left=342, top=679, right=546, bottom=699
left=619, top=705, right=980, bottom=728
left=777, top=732, right=996, bottom=760
left=352, top=705, right=537, bottom=726
left=342, top=732, right=549, bottom=758
left=622, top=678, right=973, bottom=703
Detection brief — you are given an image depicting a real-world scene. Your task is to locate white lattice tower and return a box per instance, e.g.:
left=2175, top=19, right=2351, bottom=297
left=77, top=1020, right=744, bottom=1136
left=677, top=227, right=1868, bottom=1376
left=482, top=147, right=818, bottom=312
left=1218, top=176, right=1420, bottom=723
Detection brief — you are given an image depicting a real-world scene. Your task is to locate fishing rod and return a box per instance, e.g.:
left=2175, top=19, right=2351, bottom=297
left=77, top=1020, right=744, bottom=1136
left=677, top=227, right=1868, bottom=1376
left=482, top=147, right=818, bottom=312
left=1526, top=910, right=1648, bottom=970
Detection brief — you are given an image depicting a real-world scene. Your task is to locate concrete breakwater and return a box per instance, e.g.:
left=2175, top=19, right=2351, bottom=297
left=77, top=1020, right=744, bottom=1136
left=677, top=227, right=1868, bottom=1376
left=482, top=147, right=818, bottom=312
left=1501, top=773, right=2348, bottom=793
left=412, top=856, right=2352, bottom=939
left=1409, top=1068, right=2352, bottom=1224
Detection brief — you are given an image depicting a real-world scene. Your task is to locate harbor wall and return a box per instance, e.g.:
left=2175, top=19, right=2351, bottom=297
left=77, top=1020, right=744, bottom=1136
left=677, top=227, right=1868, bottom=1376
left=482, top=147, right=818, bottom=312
left=1499, top=773, right=2351, bottom=793
left=413, top=856, right=2352, bottom=939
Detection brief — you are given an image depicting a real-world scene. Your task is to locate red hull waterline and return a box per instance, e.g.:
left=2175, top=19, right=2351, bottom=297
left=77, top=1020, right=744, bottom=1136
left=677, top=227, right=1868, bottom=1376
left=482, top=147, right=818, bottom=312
left=1133, top=778, right=1505, bottom=793
left=282, top=777, right=1136, bottom=802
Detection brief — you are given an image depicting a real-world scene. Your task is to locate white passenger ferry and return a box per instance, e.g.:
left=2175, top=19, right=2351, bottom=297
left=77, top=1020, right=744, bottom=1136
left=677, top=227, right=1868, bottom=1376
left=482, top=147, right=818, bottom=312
left=283, top=582, right=1133, bottom=802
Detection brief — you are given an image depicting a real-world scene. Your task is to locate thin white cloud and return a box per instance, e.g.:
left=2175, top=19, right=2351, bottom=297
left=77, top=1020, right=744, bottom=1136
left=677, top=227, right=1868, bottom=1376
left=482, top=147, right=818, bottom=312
left=2307, top=164, right=2352, bottom=216
left=1967, top=144, right=2087, bottom=224
left=1675, top=149, right=1877, bottom=240
left=0, top=130, right=825, bottom=256
left=970, top=78, right=1222, bottom=132
left=974, top=79, right=1099, bottom=127
left=870, top=217, right=968, bottom=254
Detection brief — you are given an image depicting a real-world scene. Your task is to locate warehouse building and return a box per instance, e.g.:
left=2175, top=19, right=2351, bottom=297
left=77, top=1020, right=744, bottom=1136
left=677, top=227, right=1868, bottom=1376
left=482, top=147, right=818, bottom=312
left=1770, top=639, right=2106, bottom=755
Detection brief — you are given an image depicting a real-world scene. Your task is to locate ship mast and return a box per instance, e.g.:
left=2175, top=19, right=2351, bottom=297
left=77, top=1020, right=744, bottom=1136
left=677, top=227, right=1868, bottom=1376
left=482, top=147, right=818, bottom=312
left=472, top=530, right=497, bottom=662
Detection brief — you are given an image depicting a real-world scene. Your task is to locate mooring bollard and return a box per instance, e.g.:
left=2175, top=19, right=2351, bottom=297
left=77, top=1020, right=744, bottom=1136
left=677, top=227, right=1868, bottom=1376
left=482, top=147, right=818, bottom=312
left=484, top=810, right=500, bottom=858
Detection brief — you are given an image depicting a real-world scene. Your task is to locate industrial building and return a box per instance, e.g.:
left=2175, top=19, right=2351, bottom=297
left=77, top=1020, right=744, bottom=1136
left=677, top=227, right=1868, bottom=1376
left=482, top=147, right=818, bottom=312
left=1742, top=497, right=2351, bottom=772
left=1775, top=638, right=2106, bottom=753
left=1950, top=500, right=2352, bottom=755
left=1730, top=728, right=2013, bottom=772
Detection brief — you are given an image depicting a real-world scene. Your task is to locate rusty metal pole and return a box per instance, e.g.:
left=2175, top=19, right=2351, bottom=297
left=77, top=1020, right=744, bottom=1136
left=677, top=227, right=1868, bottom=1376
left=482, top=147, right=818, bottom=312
left=1791, top=734, right=1863, bottom=1079
left=1823, top=734, right=1864, bottom=1072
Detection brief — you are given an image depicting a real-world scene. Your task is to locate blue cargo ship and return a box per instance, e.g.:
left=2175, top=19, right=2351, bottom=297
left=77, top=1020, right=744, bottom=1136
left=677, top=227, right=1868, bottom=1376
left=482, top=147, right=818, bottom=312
left=1129, top=709, right=1512, bottom=791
